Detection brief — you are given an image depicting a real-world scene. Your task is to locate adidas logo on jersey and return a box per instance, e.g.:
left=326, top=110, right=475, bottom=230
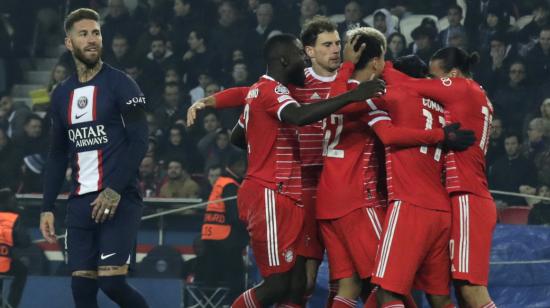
left=310, top=92, right=321, bottom=99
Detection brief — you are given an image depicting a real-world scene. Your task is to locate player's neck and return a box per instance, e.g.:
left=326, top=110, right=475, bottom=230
left=352, top=68, right=376, bottom=82
left=266, top=69, right=289, bottom=85
left=75, top=59, right=103, bottom=83
left=311, top=62, right=336, bottom=77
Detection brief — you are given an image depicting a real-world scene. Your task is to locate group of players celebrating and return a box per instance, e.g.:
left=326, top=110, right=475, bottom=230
left=188, top=15, right=496, bottom=308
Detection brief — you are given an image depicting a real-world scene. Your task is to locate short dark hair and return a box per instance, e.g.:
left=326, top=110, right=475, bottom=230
left=263, top=33, right=298, bottom=63
left=448, top=4, right=463, bottom=15
left=505, top=132, right=521, bottom=143
left=392, top=55, right=428, bottom=78
left=190, top=28, right=208, bottom=44
left=113, top=33, right=128, bottom=42
left=347, top=27, right=387, bottom=70
left=64, top=8, right=100, bottom=34
left=300, top=15, right=337, bottom=47
left=24, top=114, right=42, bottom=126
left=150, top=34, right=167, bottom=44
left=430, top=47, right=479, bottom=78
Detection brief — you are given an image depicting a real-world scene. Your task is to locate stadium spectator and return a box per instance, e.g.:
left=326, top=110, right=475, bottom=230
left=246, top=2, right=282, bottom=76
left=475, top=32, right=518, bottom=96
left=388, top=0, right=413, bottom=20
left=228, top=61, right=250, bottom=87
left=0, top=127, right=20, bottom=190
left=493, top=60, right=536, bottom=133
left=18, top=154, right=45, bottom=193
left=101, top=0, right=139, bottom=48
left=439, top=4, right=466, bottom=47
left=145, top=34, right=178, bottom=74
left=14, top=114, right=47, bottom=157
left=104, top=33, right=132, bottom=70
left=518, top=1, right=550, bottom=45
left=158, top=160, right=200, bottom=198
left=528, top=185, right=550, bottom=225
left=136, top=18, right=165, bottom=58
left=524, top=118, right=549, bottom=162
left=197, top=111, right=222, bottom=149
left=158, top=124, right=202, bottom=172
left=200, top=130, right=243, bottom=169
left=525, top=26, right=550, bottom=85
left=0, top=93, right=31, bottom=140
left=209, top=1, right=246, bottom=68
left=299, top=0, right=322, bottom=28
left=476, top=7, right=513, bottom=52
left=337, top=1, right=368, bottom=39
left=408, top=24, right=439, bottom=64
left=154, top=82, right=189, bottom=129
left=386, top=32, right=407, bottom=61
left=47, top=63, right=69, bottom=93
left=181, top=29, right=221, bottom=89
left=486, top=117, right=506, bottom=167
left=169, top=0, right=199, bottom=57
left=489, top=133, right=538, bottom=206
left=372, top=8, right=396, bottom=38
left=139, top=156, right=160, bottom=197
left=189, top=71, right=214, bottom=103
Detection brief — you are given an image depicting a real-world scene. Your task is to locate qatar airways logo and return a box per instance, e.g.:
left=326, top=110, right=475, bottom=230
left=68, top=125, right=109, bottom=148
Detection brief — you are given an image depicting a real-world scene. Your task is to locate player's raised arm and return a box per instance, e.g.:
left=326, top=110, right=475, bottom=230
left=40, top=91, right=68, bottom=243
left=280, top=79, right=385, bottom=126
left=186, top=87, right=249, bottom=126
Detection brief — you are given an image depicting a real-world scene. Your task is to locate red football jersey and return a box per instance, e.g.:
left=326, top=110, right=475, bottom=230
left=368, top=85, right=451, bottom=211
left=238, top=75, right=302, bottom=202
left=315, top=107, right=389, bottom=219
left=389, top=72, right=494, bottom=199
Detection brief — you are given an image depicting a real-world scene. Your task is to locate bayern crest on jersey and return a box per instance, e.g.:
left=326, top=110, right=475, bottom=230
left=283, top=249, right=294, bottom=263
left=275, top=84, right=290, bottom=95
left=77, top=96, right=88, bottom=109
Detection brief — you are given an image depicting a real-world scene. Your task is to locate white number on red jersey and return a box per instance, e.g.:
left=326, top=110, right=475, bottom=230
left=419, top=108, right=444, bottom=161
left=322, top=114, right=344, bottom=158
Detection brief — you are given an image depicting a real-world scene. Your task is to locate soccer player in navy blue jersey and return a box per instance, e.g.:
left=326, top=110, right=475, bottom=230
left=39, top=8, right=149, bottom=308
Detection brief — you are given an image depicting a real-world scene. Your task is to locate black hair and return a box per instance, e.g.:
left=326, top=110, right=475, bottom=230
left=392, top=55, right=428, bottom=78
left=24, top=113, right=43, bottom=126
left=64, top=8, right=100, bottom=34
left=447, top=3, right=463, bottom=15
left=263, top=33, right=298, bottom=63
left=348, top=28, right=386, bottom=70
left=300, top=15, right=337, bottom=47
left=430, top=47, right=480, bottom=77
left=504, top=132, right=522, bottom=143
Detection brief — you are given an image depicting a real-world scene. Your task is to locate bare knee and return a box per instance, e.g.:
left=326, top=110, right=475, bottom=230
left=427, top=294, right=453, bottom=308
left=455, top=281, right=492, bottom=307
left=337, top=275, right=362, bottom=299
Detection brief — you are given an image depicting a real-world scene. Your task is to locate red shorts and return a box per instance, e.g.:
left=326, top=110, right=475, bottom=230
left=319, top=207, right=385, bottom=281
left=237, top=180, right=304, bottom=277
left=296, top=187, right=324, bottom=260
left=372, top=201, right=451, bottom=296
left=450, top=193, right=496, bottom=286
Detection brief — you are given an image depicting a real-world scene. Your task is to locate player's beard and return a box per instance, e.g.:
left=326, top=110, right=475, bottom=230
left=73, top=44, right=102, bottom=69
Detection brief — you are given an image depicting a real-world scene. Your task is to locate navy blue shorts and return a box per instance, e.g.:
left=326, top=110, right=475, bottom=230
left=65, top=191, right=143, bottom=272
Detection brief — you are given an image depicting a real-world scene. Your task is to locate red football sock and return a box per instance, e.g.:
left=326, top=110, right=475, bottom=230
left=481, top=301, right=497, bottom=308
left=332, top=296, right=357, bottom=308
left=231, top=288, right=261, bottom=308
left=326, top=281, right=339, bottom=308
left=363, top=286, right=378, bottom=308
left=381, top=300, right=405, bottom=308
left=443, top=304, right=456, bottom=308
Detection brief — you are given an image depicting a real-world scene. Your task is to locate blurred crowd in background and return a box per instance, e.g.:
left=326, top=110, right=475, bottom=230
left=0, top=0, right=549, bottom=223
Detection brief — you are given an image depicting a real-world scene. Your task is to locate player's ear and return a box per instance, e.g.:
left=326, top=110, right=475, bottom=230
left=304, top=45, right=315, bottom=59
left=65, top=36, right=73, bottom=52
left=280, top=56, right=289, bottom=68
left=449, top=69, right=458, bottom=78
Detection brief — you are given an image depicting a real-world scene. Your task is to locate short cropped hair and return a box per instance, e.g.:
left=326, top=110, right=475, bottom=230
left=300, top=15, right=337, bottom=47
left=346, top=27, right=387, bottom=70
left=64, top=8, right=100, bottom=34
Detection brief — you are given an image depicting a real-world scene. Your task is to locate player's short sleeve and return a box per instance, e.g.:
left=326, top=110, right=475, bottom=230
left=116, top=72, right=147, bottom=114
left=362, top=110, right=391, bottom=127
left=264, top=83, right=299, bottom=121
